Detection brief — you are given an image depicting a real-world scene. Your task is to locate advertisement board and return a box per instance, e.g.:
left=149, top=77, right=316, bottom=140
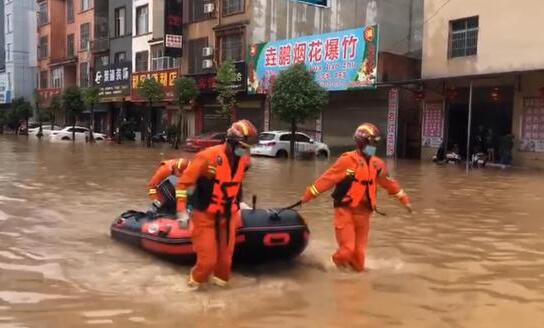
left=130, top=68, right=179, bottom=102
left=94, top=62, right=131, bottom=101
left=421, top=102, right=444, bottom=148
left=189, top=62, right=246, bottom=94
left=164, top=0, right=183, bottom=57
left=520, top=97, right=544, bottom=152
left=386, top=88, right=399, bottom=157
left=292, top=0, right=328, bottom=7
left=247, top=25, right=379, bottom=94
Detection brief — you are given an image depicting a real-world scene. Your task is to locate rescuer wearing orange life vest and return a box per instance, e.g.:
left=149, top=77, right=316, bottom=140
left=301, top=123, right=412, bottom=272
left=176, top=120, right=258, bottom=288
left=147, top=158, right=190, bottom=214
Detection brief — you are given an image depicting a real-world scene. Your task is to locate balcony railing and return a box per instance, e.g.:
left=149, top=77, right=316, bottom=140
left=91, top=38, right=109, bottom=53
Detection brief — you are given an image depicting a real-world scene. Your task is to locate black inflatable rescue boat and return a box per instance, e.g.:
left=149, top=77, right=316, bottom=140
left=110, top=208, right=309, bottom=263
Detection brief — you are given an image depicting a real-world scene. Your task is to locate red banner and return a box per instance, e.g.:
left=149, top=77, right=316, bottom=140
left=421, top=102, right=444, bottom=147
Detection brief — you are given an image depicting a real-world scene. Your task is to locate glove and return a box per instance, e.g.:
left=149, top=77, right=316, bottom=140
left=176, top=211, right=190, bottom=229
left=394, top=190, right=413, bottom=214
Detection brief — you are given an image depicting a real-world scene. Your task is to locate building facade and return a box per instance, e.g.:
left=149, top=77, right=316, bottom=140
left=0, top=0, right=37, bottom=106
left=37, top=0, right=96, bottom=115
left=421, top=0, right=544, bottom=168
left=181, top=0, right=423, bottom=157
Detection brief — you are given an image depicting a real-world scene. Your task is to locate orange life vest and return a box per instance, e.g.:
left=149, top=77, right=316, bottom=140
left=199, top=145, right=250, bottom=215
left=334, top=151, right=380, bottom=210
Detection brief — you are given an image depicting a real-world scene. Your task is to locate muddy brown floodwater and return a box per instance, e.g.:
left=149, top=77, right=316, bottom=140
left=1, top=136, right=544, bottom=327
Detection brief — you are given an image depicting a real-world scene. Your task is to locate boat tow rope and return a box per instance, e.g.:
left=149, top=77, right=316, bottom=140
left=278, top=201, right=302, bottom=214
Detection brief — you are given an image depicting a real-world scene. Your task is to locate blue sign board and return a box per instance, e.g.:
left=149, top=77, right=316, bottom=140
left=292, top=0, right=328, bottom=6
left=247, top=25, right=379, bottom=94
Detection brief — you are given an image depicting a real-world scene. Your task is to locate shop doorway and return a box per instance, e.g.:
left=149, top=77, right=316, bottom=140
left=446, top=86, right=513, bottom=161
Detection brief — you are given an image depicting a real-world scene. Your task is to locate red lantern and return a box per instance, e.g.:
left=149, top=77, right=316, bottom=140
left=491, top=87, right=501, bottom=102
left=538, top=87, right=544, bottom=99
left=415, top=90, right=425, bottom=101
left=446, top=87, right=458, bottom=101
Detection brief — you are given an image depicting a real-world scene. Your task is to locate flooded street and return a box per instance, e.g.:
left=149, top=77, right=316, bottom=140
left=1, top=136, right=544, bottom=327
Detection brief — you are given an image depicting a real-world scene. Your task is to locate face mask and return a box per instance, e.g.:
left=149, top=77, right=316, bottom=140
left=363, top=145, right=377, bottom=157
left=234, top=147, right=249, bottom=157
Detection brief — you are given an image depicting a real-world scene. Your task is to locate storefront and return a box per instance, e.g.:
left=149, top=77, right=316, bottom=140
left=130, top=67, right=180, bottom=138
left=421, top=77, right=517, bottom=166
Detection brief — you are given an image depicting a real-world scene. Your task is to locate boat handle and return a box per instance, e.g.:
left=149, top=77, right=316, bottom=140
left=263, top=233, right=291, bottom=246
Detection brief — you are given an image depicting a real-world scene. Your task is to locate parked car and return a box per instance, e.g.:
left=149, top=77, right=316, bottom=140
left=251, top=131, right=330, bottom=159
left=182, top=132, right=226, bottom=152
left=28, top=125, right=63, bottom=138
left=49, top=126, right=106, bottom=142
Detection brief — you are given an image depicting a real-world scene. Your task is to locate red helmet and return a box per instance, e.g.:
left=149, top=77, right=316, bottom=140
left=354, top=123, right=381, bottom=145
left=226, top=120, right=259, bottom=148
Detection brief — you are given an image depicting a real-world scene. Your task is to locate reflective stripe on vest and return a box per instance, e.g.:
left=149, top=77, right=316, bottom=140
left=342, top=152, right=379, bottom=209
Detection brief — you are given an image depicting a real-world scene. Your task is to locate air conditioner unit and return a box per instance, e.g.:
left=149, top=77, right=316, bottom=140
left=203, top=3, right=215, bottom=14
left=202, top=59, right=214, bottom=69
left=202, top=47, right=214, bottom=57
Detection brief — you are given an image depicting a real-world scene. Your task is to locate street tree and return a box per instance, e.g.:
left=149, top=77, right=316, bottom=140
left=62, top=86, right=84, bottom=142
left=47, top=94, right=63, bottom=130
left=83, top=86, right=100, bottom=143
left=14, top=97, right=33, bottom=136
left=138, top=77, right=165, bottom=147
left=173, top=76, right=199, bottom=149
left=271, top=63, right=328, bottom=159
left=216, top=60, right=238, bottom=122
left=33, top=90, right=44, bottom=138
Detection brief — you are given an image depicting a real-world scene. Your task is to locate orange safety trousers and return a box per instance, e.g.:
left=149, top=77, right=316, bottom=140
left=332, top=205, right=372, bottom=272
left=190, top=209, right=240, bottom=283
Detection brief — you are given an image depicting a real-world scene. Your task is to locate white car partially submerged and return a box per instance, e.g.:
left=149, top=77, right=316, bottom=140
left=49, top=126, right=106, bottom=142
left=251, top=131, right=330, bottom=159
left=28, top=125, right=62, bottom=138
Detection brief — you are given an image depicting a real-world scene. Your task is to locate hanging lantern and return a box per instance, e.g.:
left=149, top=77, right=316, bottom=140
left=491, top=87, right=501, bottom=102
left=538, top=87, right=544, bottom=99
left=446, top=87, right=458, bottom=101
left=415, top=89, right=425, bottom=101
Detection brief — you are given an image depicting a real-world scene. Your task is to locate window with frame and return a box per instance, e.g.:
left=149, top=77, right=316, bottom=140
left=51, top=67, right=63, bottom=89
left=114, top=52, right=126, bottom=64
left=67, top=0, right=74, bottom=23
left=6, top=44, right=11, bottom=62
left=151, top=45, right=180, bottom=70
left=39, top=70, right=48, bottom=89
left=220, top=33, right=243, bottom=62
left=38, top=2, right=48, bottom=25
left=95, top=55, right=108, bottom=70
left=80, top=23, right=90, bottom=50
left=136, top=5, right=149, bottom=35
left=188, top=38, right=208, bottom=74
left=190, top=0, right=212, bottom=22
left=449, top=16, right=479, bottom=58
left=67, top=34, right=75, bottom=57
left=81, top=0, right=91, bottom=11
left=39, top=36, right=48, bottom=59
left=135, top=51, right=149, bottom=72
left=6, top=14, right=12, bottom=33
left=114, top=7, right=126, bottom=37
left=79, top=62, right=89, bottom=87
left=223, top=0, right=244, bottom=16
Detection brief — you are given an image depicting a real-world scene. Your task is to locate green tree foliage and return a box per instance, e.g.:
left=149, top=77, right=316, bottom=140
left=173, top=77, right=199, bottom=148
left=33, top=90, right=44, bottom=138
left=83, top=86, right=100, bottom=142
left=216, top=60, right=238, bottom=121
left=138, top=77, right=165, bottom=147
left=270, top=64, right=328, bottom=158
left=62, top=86, right=84, bottom=142
left=47, top=94, right=63, bottom=130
